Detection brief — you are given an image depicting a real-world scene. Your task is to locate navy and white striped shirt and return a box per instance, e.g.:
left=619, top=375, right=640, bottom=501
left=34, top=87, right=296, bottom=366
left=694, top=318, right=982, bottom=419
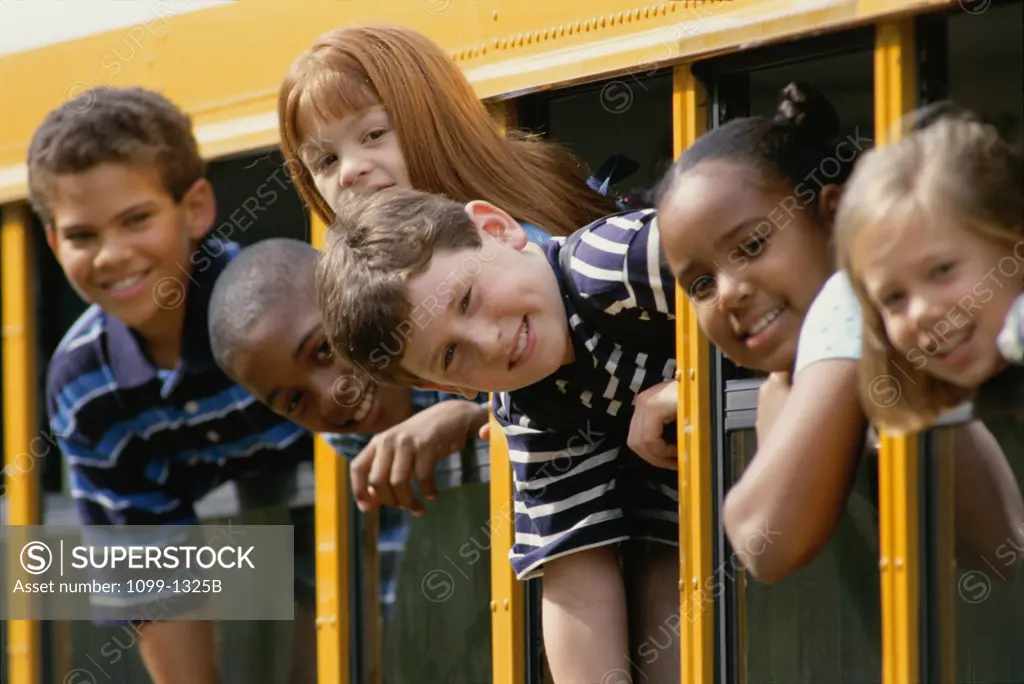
left=45, top=236, right=312, bottom=527
left=492, top=208, right=677, bottom=431
left=490, top=209, right=678, bottom=573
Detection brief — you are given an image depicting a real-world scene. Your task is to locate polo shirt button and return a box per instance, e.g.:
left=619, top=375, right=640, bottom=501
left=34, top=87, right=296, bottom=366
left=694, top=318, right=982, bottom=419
left=184, top=401, right=200, bottom=415
left=206, top=430, right=220, bottom=443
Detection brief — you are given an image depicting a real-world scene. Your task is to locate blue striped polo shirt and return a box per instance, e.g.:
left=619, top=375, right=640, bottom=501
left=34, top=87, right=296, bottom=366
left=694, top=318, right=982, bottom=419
left=45, top=235, right=312, bottom=527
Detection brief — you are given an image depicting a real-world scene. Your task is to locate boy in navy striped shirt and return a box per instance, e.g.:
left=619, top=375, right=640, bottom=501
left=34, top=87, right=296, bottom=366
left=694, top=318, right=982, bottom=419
left=30, top=87, right=314, bottom=684
left=316, top=187, right=682, bottom=683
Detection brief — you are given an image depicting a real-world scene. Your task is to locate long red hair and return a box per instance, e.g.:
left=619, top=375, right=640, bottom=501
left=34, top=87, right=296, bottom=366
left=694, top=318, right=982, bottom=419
left=277, top=24, right=617, bottom=236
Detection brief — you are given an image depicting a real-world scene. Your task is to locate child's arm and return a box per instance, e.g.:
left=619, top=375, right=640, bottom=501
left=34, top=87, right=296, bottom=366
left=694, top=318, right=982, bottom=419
left=950, top=420, right=1024, bottom=574
left=724, top=272, right=869, bottom=582
left=723, top=359, right=868, bottom=582
left=347, top=398, right=487, bottom=515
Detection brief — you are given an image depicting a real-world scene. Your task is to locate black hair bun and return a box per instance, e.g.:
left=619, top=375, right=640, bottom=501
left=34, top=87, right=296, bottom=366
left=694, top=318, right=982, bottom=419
left=773, top=81, right=840, bottom=145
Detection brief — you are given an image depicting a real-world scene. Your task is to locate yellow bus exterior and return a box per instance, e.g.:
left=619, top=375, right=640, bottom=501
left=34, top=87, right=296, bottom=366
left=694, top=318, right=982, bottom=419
left=0, top=1, right=989, bottom=683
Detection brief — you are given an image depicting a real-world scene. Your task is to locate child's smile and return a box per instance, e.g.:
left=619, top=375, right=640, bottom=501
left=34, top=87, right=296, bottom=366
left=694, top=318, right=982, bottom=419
left=397, top=234, right=572, bottom=396
left=855, top=212, right=1020, bottom=390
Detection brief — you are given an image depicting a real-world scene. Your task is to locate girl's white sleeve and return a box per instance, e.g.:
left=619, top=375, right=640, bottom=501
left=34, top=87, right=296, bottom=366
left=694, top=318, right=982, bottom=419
left=794, top=270, right=864, bottom=375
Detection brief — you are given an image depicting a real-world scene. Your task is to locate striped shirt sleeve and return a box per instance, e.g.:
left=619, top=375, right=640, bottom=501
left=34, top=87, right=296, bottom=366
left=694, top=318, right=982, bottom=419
left=568, top=210, right=676, bottom=319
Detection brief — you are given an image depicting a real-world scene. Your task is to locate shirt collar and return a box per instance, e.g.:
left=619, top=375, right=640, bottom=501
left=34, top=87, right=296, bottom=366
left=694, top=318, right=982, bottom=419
left=107, top=235, right=236, bottom=393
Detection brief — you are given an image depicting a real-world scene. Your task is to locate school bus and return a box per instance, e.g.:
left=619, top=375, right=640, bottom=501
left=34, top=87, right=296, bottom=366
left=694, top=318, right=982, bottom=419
left=2, top=0, right=1022, bottom=682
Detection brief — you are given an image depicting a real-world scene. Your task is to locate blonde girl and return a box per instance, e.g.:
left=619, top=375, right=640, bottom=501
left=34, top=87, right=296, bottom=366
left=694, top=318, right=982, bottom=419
left=277, top=24, right=618, bottom=238
left=836, top=105, right=1024, bottom=433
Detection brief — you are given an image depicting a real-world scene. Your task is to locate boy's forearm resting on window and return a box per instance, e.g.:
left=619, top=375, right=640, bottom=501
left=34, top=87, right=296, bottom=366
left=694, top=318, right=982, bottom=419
left=723, top=361, right=866, bottom=583
left=348, top=399, right=487, bottom=514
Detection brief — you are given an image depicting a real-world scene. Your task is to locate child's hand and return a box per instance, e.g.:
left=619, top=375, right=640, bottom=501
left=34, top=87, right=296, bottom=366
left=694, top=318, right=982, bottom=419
left=755, top=371, right=792, bottom=443
left=349, top=400, right=488, bottom=515
left=627, top=379, right=679, bottom=469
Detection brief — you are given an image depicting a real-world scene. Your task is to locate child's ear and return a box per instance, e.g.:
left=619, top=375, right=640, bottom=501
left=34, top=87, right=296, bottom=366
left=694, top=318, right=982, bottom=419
left=417, top=382, right=480, bottom=400
left=181, top=178, right=217, bottom=240
left=818, top=184, right=843, bottom=227
left=464, top=200, right=527, bottom=250
left=44, top=224, right=58, bottom=253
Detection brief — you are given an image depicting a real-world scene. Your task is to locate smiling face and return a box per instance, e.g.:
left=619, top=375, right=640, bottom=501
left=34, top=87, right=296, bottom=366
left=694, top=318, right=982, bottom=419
left=45, top=162, right=213, bottom=342
left=300, top=104, right=411, bottom=213
left=658, top=161, right=836, bottom=373
left=853, top=210, right=1021, bottom=390
left=395, top=202, right=573, bottom=395
left=228, top=302, right=414, bottom=434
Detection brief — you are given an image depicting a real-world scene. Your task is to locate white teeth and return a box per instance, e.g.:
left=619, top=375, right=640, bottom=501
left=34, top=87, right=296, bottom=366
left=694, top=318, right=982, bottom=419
left=510, top=320, right=528, bottom=365
left=933, top=334, right=967, bottom=356
left=747, top=307, right=783, bottom=336
left=108, top=273, right=145, bottom=291
left=353, top=384, right=376, bottom=422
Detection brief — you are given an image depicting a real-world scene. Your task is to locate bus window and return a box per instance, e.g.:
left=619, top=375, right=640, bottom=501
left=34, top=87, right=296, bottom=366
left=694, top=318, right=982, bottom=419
left=707, top=32, right=882, bottom=684
left=520, top=70, right=674, bottom=204
left=921, top=5, right=1024, bottom=680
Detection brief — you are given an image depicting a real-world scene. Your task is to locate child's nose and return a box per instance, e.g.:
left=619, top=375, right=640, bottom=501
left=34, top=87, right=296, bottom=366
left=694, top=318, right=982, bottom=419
left=338, top=156, right=371, bottom=189
left=908, top=293, right=944, bottom=331
left=472, top=325, right=506, bottom=363
left=94, top=236, right=132, bottom=269
left=716, top=272, right=752, bottom=310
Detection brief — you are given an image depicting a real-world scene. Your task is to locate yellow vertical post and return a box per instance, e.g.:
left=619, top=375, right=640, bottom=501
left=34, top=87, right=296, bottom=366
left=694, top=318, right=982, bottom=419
left=485, top=98, right=525, bottom=684
left=932, top=430, right=956, bottom=683
left=672, top=64, right=712, bottom=684
left=310, top=212, right=352, bottom=684
left=3, top=202, right=42, bottom=684
left=874, top=20, right=919, bottom=684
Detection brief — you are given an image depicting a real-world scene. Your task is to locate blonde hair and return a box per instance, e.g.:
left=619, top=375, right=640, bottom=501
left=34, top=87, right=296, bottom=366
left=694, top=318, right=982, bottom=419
left=835, top=106, right=1024, bottom=432
left=277, top=24, right=617, bottom=236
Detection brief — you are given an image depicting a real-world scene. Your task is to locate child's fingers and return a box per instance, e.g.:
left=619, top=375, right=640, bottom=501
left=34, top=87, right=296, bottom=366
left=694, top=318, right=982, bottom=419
left=350, top=448, right=377, bottom=511
left=368, top=443, right=398, bottom=509
left=389, top=437, right=422, bottom=514
left=415, top=451, right=438, bottom=503
left=630, top=408, right=677, bottom=469
left=478, top=423, right=491, bottom=440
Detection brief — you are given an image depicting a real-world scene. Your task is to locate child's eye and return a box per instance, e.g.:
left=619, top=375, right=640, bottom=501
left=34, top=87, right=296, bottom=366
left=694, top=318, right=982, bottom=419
left=363, top=129, right=387, bottom=144
left=314, top=339, right=333, bottom=364
left=285, top=392, right=303, bottom=415
left=688, top=275, right=716, bottom=301
left=64, top=232, right=93, bottom=244
left=443, top=345, right=456, bottom=370
left=315, top=155, right=337, bottom=174
left=127, top=212, right=151, bottom=227
left=740, top=235, right=767, bottom=257
left=461, top=287, right=472, bottom=313
left=879, top=291, right=905, bottom=310
left=930, top=261, right=956, bottom=279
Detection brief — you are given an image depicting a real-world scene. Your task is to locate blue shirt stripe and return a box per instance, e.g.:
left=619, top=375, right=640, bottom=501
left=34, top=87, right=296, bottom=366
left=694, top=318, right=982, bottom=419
left=46, top=235, right=312, bottom=526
